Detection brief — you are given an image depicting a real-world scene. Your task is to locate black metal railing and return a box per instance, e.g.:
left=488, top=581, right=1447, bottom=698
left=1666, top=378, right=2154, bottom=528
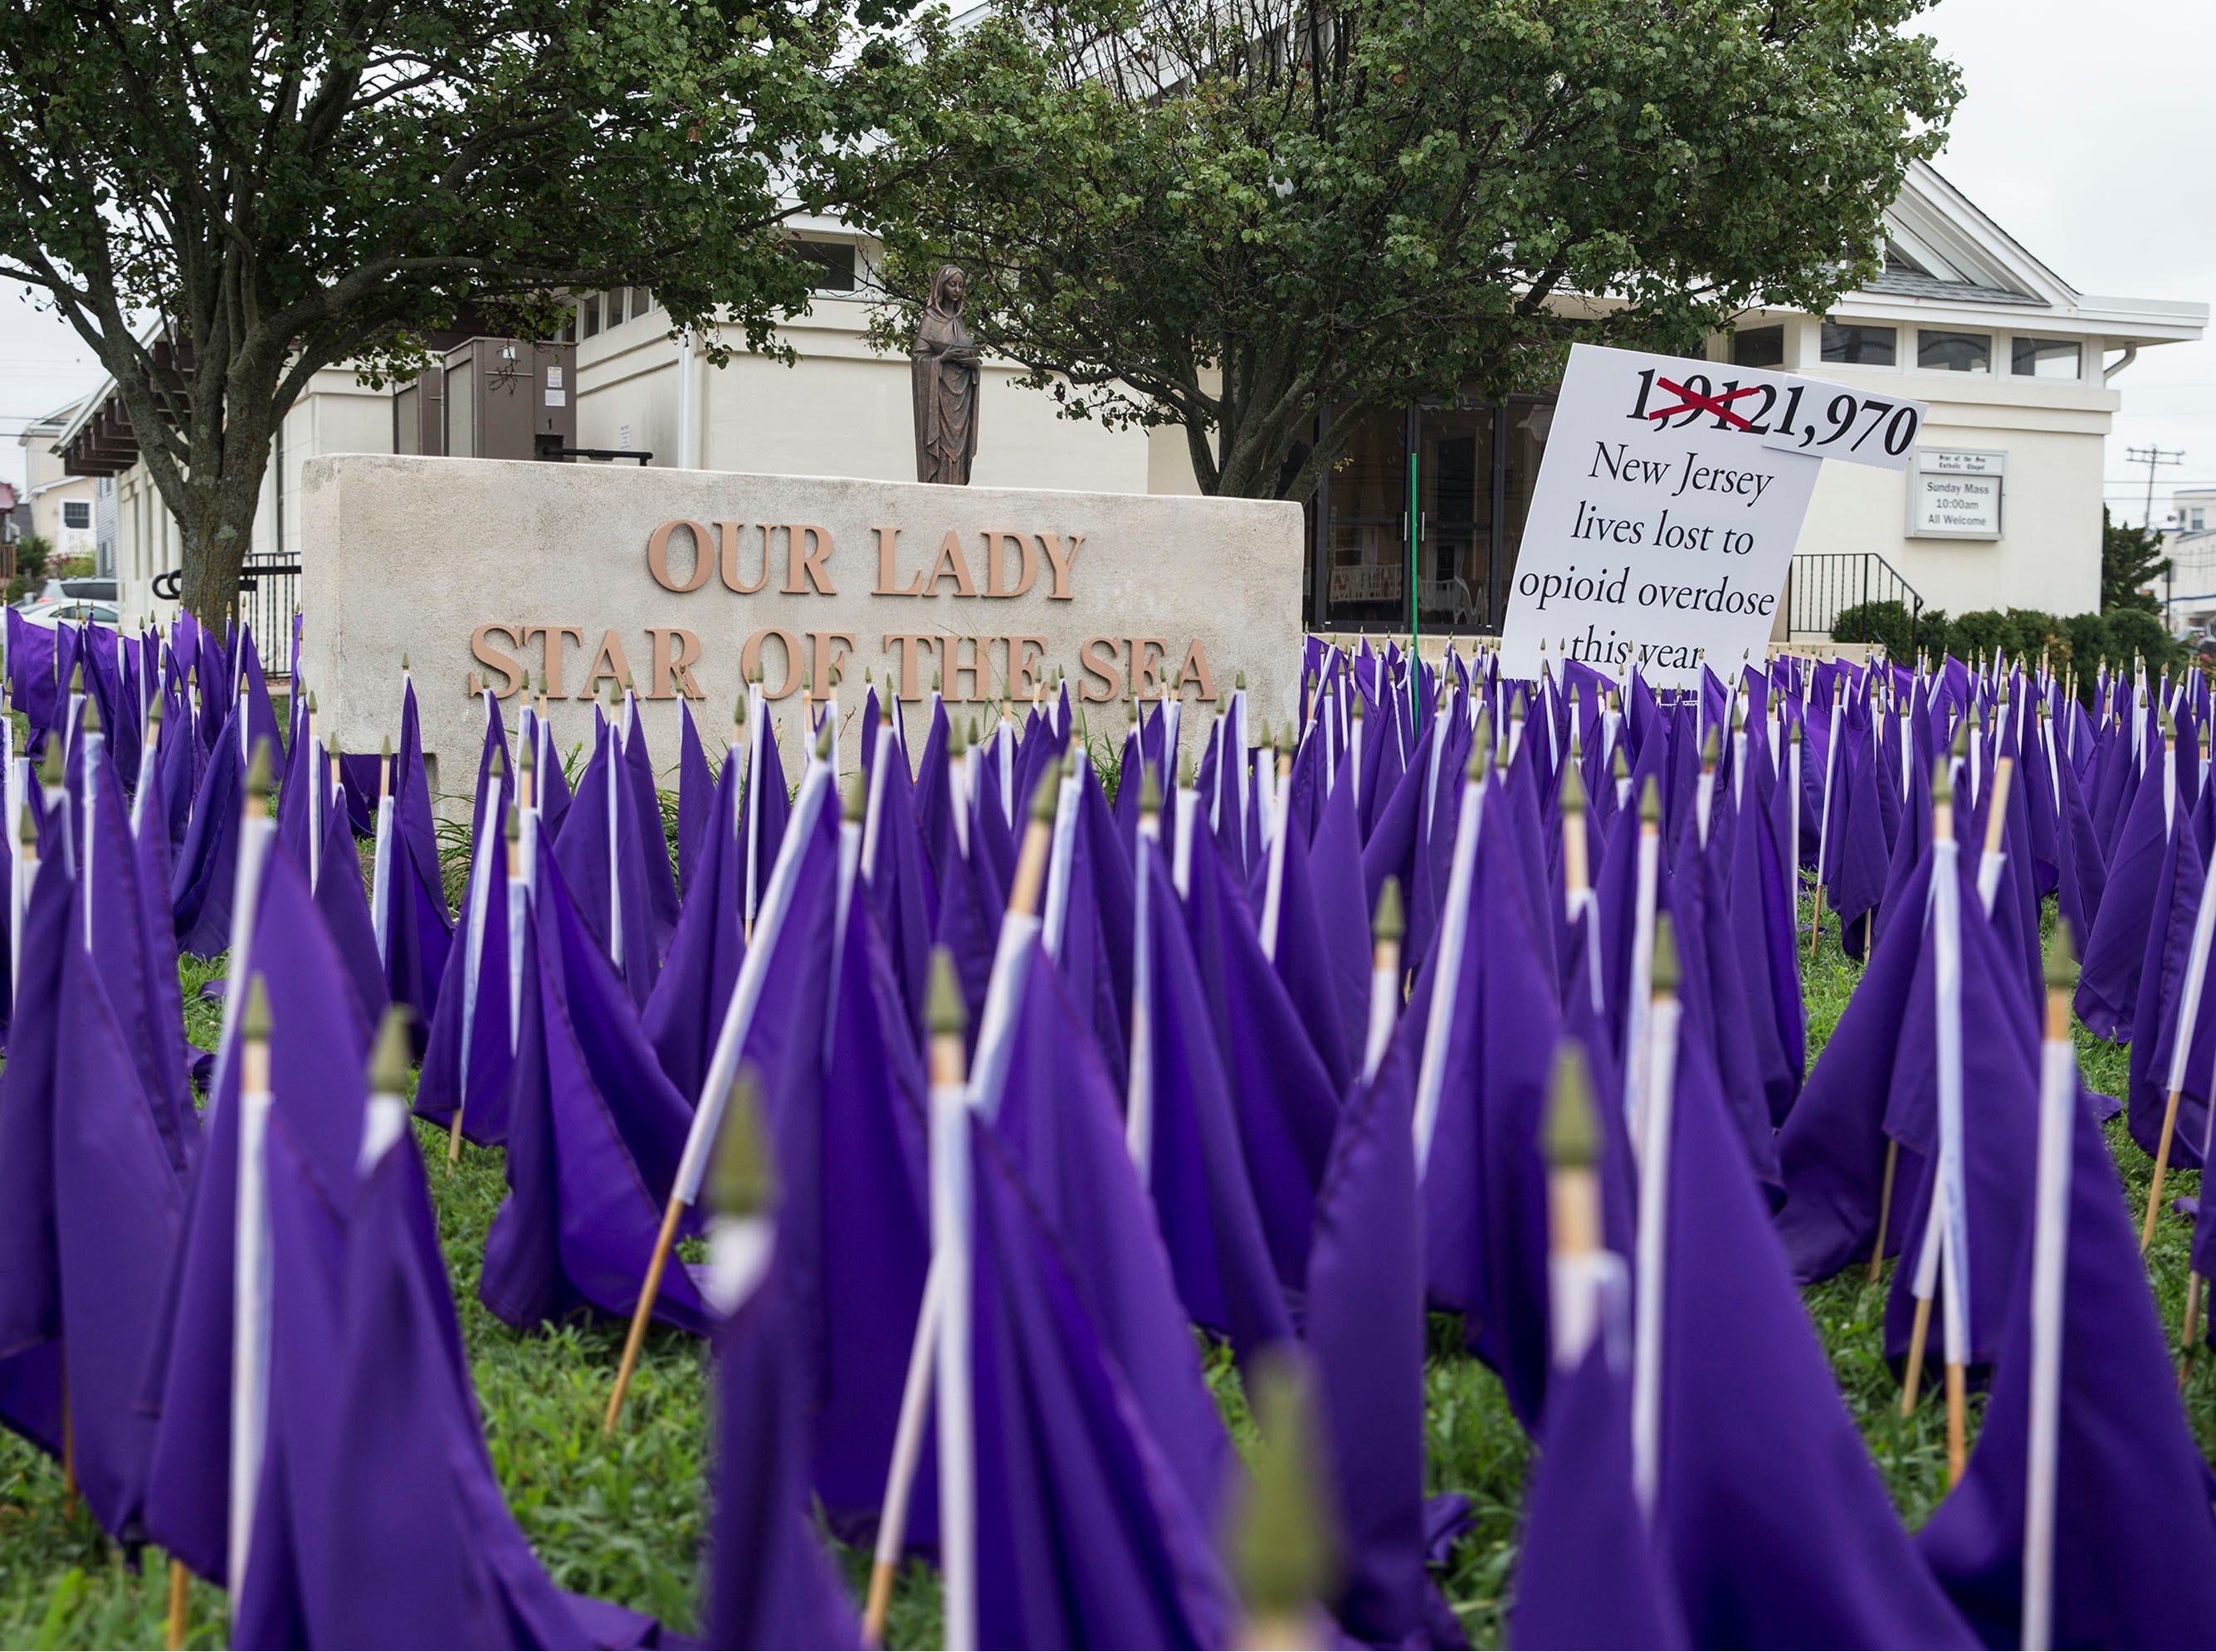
left=149, top=553, right=302, bottom=675
left=236, top=554, right=300, bottom=674
left=1786, top=551, right=1924, bottom=650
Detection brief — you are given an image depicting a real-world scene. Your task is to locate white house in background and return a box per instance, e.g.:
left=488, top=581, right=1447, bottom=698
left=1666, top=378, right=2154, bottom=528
left=20, top=397, right=100, bottom=568
left=2160, top=487, right=2216, bottom=634
left=50, top=160, right=2208, bottom=651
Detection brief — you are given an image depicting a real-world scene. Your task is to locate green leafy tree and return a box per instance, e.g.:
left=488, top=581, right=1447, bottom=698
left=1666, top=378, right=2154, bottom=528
left=2101, top=508, right=2169, bottom=615
left=7, top=530, right=51, bottom=605
left=0, top=0, right=915, bottom=620
left=866, top=0, right=1960, bottom=500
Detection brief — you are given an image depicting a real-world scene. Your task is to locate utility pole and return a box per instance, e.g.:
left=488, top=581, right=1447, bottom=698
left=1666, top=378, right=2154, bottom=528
left=2128, top=445, right=2187, bottom=623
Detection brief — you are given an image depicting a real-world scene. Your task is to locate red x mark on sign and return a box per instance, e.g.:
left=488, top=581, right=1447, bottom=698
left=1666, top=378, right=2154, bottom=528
left=1646, top=377, right=1764, bottom=431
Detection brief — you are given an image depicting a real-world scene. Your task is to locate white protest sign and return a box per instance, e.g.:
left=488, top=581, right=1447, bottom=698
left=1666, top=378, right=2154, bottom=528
left=1498, top=344, right=1912, bottom=687
left=1758, top=378, right=1926, bottom=470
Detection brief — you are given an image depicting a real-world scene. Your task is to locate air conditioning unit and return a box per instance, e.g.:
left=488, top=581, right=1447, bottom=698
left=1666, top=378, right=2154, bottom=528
left=396, top=337, right=578, bottom=461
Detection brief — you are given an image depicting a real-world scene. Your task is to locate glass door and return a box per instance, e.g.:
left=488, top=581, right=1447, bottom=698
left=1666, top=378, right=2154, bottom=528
left=1318, top=405, right=1409, bottom=631
left=1416, top=404, right=1493, bottom=633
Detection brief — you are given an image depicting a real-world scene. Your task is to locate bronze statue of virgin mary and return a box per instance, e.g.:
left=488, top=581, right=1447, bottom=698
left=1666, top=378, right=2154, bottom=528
left=911, top=263, right=980, bottom=485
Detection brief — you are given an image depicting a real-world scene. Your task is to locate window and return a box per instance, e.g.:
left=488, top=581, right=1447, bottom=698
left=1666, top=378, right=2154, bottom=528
left=2195, top=508, right=2208, bottom=531
left=789, top=240, right=857, bottom=293
left=2013, top=337, right=2082, bottom=380
left=1918, top=329, right=1991, bottom=373
left=61, top=500, right=90, bottom=529
left=579, top=294, right=601, bottom=339
left=1731, top=324, right=1785, bottom=368
left=605, top=287, right=627, bottom=327
left=631, top=287, right=653, bottom=319
left=1822, top=322, right=1896, bottom=366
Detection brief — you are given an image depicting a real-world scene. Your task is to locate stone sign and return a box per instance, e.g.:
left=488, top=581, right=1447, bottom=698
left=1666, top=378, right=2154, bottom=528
left=300, top=454, right=1305, bottom=798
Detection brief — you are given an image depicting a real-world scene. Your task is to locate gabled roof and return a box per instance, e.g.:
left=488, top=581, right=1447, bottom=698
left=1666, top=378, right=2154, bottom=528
left=1849, top=159, right=2204, bottom=344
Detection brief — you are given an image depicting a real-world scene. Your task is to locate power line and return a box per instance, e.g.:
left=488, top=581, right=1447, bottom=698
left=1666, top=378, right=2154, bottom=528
left=2129, top=445, right=2189, bottom=616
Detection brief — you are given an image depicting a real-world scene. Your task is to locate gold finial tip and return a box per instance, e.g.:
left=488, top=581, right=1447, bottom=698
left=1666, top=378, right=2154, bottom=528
left=1542, top=1042, right=1601, bottom=1169
left=1027, top=769, right=1059, bottom=826
left=1651, top=909, right=1682, bottom=994
left=1559, top=761, right=1587, bottom=815
left=1372, top=876, right=1405, bottom=945
left=712, top=1068, right=775, bottom=1219
left=1228, top=1350, right=1339, bottom=1627
left=369, top=1007, right=413, bottom=1094
left=242, top=973, right=275, bottom=1042
left=925, top=947, right=967, bottom=1038
left=2045, top=918, right=2077, bottom=989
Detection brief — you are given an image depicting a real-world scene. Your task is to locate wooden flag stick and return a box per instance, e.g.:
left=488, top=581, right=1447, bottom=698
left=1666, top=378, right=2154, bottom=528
left=2145, top=1089, right=2185, bottom=1254
left=1808, top=882, right=1826, bottom=963
left=1901, top=1293, right=1935, bottom=1414
left=2145, top=714, right=2189, bottom=1251
left=2182, top=1273, right=2204, bottom=1387
left=165, top=1558, right=188, bottom=1649
left=1945, top=1361, right=1968, bottom=1487
left=603, top=1199, right=687, bottom=1433
left=864, top=953, right=971, bottom=1647
left=1867, top=1141, right=1899, bottom=1284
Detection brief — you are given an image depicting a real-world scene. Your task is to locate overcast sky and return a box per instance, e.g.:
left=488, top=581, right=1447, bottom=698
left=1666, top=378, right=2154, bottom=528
left=2, top=0, right=2212, bottom=519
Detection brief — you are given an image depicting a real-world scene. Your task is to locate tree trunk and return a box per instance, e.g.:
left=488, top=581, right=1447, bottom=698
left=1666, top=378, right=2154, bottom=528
left=172, top=404, right=276, bottom=628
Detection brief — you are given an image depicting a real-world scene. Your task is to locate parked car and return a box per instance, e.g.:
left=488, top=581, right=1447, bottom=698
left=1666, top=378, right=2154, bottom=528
left=17, top=601, right=118, bottom=630
left=14, top=576, right=117, bottom=610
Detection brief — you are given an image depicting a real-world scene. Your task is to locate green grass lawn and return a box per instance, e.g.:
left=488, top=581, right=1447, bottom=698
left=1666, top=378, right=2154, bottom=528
left=2, top=899, right=2209, bottom=1648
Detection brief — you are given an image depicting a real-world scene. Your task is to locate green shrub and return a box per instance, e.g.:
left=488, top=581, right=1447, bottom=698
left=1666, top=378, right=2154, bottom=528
left=1833, top=598, right=2188, bottom=697
left=1830, top=599, right=1919, bottom=661
left=1950, top=610, right=2009, bottom=663
left=2057, top=612, right=2109, bottom=680
left=2000, top=608, right=2064, bottom=665
left=2104, top=608, right=2181, bottom=675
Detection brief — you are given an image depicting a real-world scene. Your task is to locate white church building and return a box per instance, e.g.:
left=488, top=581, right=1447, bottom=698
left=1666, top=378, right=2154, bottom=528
left=50, top=160, right=2208, bottom=655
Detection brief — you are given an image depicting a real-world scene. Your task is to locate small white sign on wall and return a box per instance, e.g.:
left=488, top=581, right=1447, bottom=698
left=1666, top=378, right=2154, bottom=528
left=1907, top=448, right=2004, bottom=540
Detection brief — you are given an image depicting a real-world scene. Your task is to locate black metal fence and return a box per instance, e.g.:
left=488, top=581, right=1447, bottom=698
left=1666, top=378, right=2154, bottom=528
left=236, top=555, right=300, bottom=675
left=1786, top=551, right=1924, bottom=650
left=149, top=553, right=301, bottom=675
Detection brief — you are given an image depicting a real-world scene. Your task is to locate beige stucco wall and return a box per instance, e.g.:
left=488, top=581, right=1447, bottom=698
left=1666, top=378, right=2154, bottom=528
left=1788, top=368, right=2113, bottom=619
left=578, top=298, right=1154, bottom=494
left=301, top=453, right=1303, bottom=802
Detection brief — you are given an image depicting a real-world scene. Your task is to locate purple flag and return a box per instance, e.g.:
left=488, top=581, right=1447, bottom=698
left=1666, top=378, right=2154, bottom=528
left=644, top=753, right=747, bottom=1104
left=1508, top=1343, right=1686, bottom=1650
left=967, top=1111, right=1242, bottom=1650
left=676, top=699, right=715, bottom=893
left=708, top=1229, right=864, bottom=1650
left=481, top=845, right=710, bottom=1336
left=1655, top=1001, right=1974, bottom=1648
left=1309, top=1026, right=1467, bottom=1647
left=1133, top=833, right=1295, bottom=1363
left=141, top=850, right=373, bottom=1583
left=1919, top=1081, right=2216, bottom=1646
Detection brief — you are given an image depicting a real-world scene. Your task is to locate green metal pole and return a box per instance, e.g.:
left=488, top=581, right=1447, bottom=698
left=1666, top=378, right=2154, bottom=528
left=1408, top=441, right=1420, bottom=662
